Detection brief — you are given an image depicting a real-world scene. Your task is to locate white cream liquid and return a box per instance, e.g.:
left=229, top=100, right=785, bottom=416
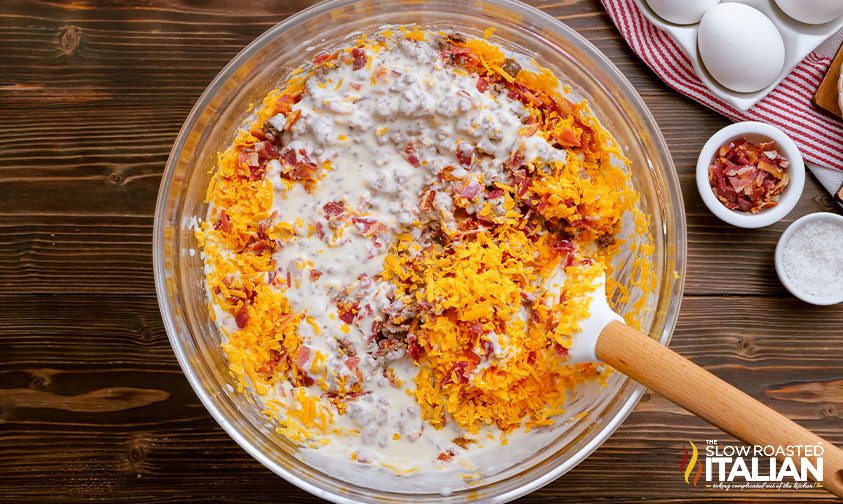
left=205, top=30, right=634, bottom=493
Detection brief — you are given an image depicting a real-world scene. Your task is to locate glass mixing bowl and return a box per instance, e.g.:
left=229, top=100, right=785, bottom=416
left=154, top=0, right=686, bottom=501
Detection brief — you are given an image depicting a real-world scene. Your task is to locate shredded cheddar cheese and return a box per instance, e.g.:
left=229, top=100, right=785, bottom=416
left=196, top=25, right=656, bottom=464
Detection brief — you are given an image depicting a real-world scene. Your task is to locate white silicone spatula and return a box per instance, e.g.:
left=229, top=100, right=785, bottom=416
left=570, top=273, right=843, bottom=497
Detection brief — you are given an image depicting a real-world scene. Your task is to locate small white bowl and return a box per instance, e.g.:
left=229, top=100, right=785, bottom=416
left=696, top=121, right=805, bottom=228
left=775, top=212, right=843, bottom=305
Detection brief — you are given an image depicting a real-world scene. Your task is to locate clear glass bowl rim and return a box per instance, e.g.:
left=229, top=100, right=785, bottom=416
left=153, top=0, right=688, bottom=502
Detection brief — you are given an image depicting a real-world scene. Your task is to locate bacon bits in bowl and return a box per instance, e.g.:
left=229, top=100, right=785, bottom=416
left=696, top=121, right=804, bottom=228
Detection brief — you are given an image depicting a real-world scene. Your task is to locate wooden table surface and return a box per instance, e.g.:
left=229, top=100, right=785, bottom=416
left=1, top=1, right=841, bottom=502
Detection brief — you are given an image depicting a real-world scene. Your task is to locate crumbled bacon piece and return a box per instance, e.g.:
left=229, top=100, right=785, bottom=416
left=520, top=122, right=540, bottom=137
left=282, top=148, right=299, bottom=166
left=244, top=238, right=271, bottom=256
left=236, top=140, right=279, bottom=181
left=366, top=222, right=388, bottom=237
left=339, top=306, right=356, bottom=325
left=253, top=140, right=277, bottom=159
left=357, top=274, right=373, bottom=289
left=459, top=181, right=482, bottom=200
left=239, top=150, right=258, bottom=168
left=508, top=149, right=525, bottom=169
left=234, top=307, right=249, bottom=329
left=553, top=128, right=580, bottom=148
left=506, top=82, right=543, bottom=107
left=480, top=339, right=494, bottom=359
left=404, top=143, right=420, bottom=167
left=279, top=147, right=319, bottom=185
left=442, top=361, right=471, bottom=385
left=352, top=217, right=387, bottom=237
left=455, top=142, right=474, bottom=166
left=452, top=361, right=471, bottom=384
left=369, top=320, right=382, bottom=343
left=351, top=47, right=367, bottom=71
left=708, top=137, right=790, bottom=214
left=272, top=93, right=295, bottom=116
left=295, top=150, right=313, bottom=167
left=437, top=449, right=455, bottom=462
left=214, top=210, right=232, bottom=233
left=512, top=170, right=531, bottom=197
left=338, top=339, right=356, bottom=357
left=486, top=187, right=504, bottom=199
left=520, top=290, right=537, bottom=304
left=440, top=42, right=472, bottom=65
left=476, top=76, right=489, bottom=93
left=296, top=346, right=311, bottom=367
left=313, top=221, right=325, bottom=239
left=346, top=356, right=363, bottom=382
left=310, top=269, right=323, bottom=281
left=240, top=224, right=272, bottom=256
left=406, top=334, right=422, bottom=362
left=553, top=343, right=569, bottom=359
left=312, top=52, right=333, bottom=65
left=345, top=355, right=360, bottom=371
left=420, top=189, right=436, bottom=211
left=323, top=200, right=345, bottom=218
left=250, top=128, right=268, bottom=141
left=552, top=236, right=574, bottom=253
left=264, top=348, right=286, bottom=373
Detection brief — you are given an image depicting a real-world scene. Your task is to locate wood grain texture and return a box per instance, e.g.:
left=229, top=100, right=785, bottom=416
left=1, top=0, right=841, bottom=502
left=597, top=321, right=843, bottom=497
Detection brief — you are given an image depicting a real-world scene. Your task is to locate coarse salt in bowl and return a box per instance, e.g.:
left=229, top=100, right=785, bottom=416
left=775, top=212, right=843, bottom=306
left=696, top=121, right=805, bottom=229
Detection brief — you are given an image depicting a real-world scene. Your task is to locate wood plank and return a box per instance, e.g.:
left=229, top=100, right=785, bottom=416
left=0, top=294, right=840, bottom=502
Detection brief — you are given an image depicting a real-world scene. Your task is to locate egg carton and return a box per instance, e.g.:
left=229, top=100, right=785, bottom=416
left=631, top=0, right=843, bottom=111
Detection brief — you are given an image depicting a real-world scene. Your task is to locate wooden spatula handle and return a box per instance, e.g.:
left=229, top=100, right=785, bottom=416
left=596, top=321, right=843, bottom=497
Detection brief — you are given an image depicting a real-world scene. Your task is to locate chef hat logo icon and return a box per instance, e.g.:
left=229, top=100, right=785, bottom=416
left=680, top=441, right=703, bottom=487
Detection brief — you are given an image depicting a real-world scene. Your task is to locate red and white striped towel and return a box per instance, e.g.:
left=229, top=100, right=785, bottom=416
left=602, top=0, right=843, bottom=197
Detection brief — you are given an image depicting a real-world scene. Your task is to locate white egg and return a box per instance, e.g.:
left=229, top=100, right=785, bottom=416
left=698, top=3, right=785, bottom=93
left=646, top=0, right=720, bottom=25
left=775, top=0, right=843, bottom=25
